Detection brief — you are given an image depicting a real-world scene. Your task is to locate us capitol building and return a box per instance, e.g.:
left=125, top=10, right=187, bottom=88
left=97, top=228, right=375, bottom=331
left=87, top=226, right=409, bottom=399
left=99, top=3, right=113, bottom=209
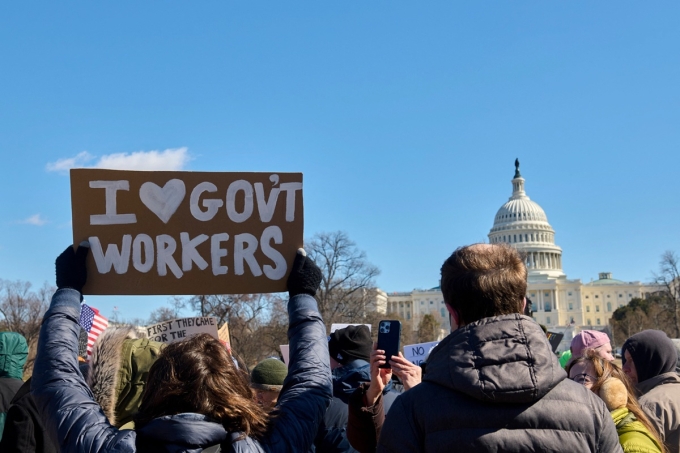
left=385, top=160, right=661, bottom=346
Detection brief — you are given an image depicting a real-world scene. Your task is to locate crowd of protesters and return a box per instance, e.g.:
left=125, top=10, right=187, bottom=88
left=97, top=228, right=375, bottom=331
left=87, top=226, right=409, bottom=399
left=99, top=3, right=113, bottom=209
left=0, top=242, right=678, bottom=452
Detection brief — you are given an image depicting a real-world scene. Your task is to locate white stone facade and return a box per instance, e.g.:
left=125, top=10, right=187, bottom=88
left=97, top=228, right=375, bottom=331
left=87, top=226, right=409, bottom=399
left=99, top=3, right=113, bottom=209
left=385, top=161, right=661, bottom=345
left=386, top=289, right=449, bottom=327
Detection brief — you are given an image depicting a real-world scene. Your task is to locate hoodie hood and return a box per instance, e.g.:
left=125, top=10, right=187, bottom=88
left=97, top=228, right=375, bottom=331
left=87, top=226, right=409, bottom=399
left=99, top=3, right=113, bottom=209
left=136, top=413, right=229, bottom=453
left=0, top=331, right=28, bottom=380
left=622, top=329, right=678, bottom=384
left=424, top=314, right=566, bottom=404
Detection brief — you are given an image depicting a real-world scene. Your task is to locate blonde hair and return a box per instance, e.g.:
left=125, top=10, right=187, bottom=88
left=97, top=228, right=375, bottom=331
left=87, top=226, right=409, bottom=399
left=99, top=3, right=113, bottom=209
left=567, top=351, right=667, bottom=453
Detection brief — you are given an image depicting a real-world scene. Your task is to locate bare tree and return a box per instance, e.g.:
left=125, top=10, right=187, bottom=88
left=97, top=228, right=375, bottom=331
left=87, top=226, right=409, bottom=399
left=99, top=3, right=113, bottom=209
left=655, top=251, right=680, bottom=337
left=187, top=293, right=275, bottom=367
left=148, top=296, right=187, bottom=324
left=255, top=294, right=290, bottom=361
left=0, top=280, right=54, bottom=376
left=147, top=306, right=178, bottom=324
left=610, top=305, right=648, bottom=346
left=306, top=231, right=381, bottom=327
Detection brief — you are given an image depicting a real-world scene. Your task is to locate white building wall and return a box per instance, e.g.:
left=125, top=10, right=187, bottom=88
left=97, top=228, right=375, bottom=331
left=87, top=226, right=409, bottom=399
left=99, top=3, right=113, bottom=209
left=387, top=276, right=661, bottom=335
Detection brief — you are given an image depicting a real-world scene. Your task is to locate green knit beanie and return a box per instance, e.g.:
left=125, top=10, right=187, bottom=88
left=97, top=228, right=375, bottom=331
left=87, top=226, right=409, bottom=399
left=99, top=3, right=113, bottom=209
left=251, top=358, right=288, bottom=391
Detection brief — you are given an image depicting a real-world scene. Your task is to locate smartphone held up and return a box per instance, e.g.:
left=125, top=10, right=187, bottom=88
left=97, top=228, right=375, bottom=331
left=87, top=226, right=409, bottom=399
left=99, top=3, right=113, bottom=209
left=377, top=320, right=401, bottom=369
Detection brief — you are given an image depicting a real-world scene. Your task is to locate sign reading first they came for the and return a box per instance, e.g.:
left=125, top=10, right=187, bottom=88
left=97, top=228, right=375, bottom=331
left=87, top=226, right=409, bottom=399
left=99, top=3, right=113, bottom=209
left=71, top=169, right=303, bottom=295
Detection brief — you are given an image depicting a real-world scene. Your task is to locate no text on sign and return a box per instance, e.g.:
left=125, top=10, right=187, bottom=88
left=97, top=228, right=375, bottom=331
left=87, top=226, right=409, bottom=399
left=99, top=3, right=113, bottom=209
left=71, top=169, right=304, bottom=295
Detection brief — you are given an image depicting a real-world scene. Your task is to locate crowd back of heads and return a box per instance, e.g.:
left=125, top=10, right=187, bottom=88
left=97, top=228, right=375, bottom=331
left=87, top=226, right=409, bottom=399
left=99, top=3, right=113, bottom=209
left=441, top=243, right=527, bottom=325
left=134, top=333, right=269, bottom=438
left=567, top=351, right=667, bottom=453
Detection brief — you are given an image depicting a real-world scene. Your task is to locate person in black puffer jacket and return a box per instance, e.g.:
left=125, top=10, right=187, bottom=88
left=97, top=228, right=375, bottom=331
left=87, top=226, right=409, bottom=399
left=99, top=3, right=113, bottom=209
left=377, top=244, right=622, bottom=453
left=31, top=243, right=332, bottom=453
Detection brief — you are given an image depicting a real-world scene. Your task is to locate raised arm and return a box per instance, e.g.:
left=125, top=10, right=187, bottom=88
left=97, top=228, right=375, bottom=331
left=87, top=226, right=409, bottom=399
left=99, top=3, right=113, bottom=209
left=31, top=244, right=136, bottom=453
left=263, top=249, right=333, bottom=453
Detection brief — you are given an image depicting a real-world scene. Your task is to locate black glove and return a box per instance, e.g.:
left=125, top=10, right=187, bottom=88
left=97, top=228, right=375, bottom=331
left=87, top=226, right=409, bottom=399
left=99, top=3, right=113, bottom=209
left=56, top=242, right=90, bottom=294
left=287, top=248, right=322, bottom=297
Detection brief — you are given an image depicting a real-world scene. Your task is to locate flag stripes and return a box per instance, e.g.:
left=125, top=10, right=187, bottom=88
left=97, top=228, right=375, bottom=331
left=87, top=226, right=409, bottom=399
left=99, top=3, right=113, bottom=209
left=79, top=303, right=109, bottom=360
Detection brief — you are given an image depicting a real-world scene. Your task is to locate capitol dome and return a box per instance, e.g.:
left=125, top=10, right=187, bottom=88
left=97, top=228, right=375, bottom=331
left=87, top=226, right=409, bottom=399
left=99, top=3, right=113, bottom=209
left=488, top=160, right=564, bottom=279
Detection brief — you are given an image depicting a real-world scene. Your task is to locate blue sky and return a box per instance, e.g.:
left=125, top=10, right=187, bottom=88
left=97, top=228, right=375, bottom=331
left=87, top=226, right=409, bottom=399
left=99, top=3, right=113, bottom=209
left=1, top=2, right=679, bottom=322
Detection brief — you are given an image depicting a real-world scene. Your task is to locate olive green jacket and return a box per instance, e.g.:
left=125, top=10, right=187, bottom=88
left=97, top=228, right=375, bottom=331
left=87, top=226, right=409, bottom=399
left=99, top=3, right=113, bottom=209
left=87, top=327, right=164, bottom=428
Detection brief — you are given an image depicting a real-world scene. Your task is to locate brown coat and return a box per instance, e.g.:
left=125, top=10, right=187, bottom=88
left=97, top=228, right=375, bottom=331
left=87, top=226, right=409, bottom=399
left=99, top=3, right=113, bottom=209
left=347, top=383, right=384, bottom=453
left=638, top=372, right=680, bottom=453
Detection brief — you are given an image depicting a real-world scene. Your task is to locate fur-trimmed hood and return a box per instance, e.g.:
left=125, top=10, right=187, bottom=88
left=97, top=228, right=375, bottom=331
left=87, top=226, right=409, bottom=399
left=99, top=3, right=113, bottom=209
left=88, top=326, right=164, bottom=427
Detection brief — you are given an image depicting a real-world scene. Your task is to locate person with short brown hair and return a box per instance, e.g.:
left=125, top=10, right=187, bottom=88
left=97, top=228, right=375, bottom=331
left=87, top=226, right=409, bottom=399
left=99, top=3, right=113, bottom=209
left=377, top=243, right=622, bottom=452
left=440, top=243, right=527, bottom=325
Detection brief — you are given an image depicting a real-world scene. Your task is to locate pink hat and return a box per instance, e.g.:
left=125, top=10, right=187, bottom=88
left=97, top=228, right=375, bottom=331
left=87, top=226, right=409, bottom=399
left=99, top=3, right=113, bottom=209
left=571, top=330, right=610, bottom=357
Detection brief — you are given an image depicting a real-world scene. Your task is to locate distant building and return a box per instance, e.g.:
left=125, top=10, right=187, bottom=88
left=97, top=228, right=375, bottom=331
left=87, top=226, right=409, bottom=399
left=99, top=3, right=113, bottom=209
left=386, top=287, right=449, bottom=338
left=386, top=161, right=661, bottom=349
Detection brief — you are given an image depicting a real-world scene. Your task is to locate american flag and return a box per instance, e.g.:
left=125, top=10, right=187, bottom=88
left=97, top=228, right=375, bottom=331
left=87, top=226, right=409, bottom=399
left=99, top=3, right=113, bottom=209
left=79, top=303, right=109, bottom=360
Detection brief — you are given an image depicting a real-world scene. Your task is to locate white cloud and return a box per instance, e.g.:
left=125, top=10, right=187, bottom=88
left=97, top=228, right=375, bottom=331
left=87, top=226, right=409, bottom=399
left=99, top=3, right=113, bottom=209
left=45, top=151, right=95, bottom=173
left=95, top=147, right=190, bottom=171
left=46, top=147, right=191, bottom=173
left=20, top=214, right=48, bottom=226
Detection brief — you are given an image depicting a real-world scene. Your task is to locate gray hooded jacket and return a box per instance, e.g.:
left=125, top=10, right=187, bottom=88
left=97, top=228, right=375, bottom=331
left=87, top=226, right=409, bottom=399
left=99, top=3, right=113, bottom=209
left=377, top=314, right=622, bottom=453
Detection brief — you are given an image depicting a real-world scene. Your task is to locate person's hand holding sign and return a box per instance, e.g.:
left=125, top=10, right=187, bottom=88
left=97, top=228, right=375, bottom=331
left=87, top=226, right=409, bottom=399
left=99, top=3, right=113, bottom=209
left=286, top=248, right=322, bottom=298
left=55, top=241, right=91, bottom=298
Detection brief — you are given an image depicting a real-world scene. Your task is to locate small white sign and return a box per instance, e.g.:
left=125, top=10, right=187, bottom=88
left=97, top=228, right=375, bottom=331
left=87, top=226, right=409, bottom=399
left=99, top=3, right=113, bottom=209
left=403, top=341, right=439, bottom=366
left=146, top=316, right=219, bottom=344
left=330, top=323, right=372, bottom=334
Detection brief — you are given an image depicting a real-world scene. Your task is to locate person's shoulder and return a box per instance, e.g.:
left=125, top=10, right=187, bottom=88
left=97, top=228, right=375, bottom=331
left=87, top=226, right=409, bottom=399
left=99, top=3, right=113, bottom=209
left=544, top=378, right=608, bottom=411
left=546, top=377, right=590, bottom=397
left=230, top=435, right=265, bottom=453
left=391, top=380, right=464, bottom=411
left=639, top=376, right=680, bottom=408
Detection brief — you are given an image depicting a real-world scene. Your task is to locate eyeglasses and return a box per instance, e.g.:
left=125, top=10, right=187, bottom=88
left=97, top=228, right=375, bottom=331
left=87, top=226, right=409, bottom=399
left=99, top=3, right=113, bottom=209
left=571, top=373, right=596, bottom=385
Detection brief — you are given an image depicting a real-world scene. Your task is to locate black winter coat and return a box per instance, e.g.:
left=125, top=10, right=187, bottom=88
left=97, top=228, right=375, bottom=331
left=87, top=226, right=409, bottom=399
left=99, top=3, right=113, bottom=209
left=0, top=379, right=58, bottom=453
left=378, top=314, right=623, bottom=453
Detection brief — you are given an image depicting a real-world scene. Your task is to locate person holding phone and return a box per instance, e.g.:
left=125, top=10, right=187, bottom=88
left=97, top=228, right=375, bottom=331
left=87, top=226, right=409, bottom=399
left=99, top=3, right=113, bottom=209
left=376, top=244, right=622, bottom=453
left=346, top=345, right=423, bottom=453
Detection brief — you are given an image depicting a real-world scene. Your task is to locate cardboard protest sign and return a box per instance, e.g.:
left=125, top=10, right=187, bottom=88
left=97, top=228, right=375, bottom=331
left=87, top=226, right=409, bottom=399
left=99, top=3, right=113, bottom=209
left=218, top=323, right=232, bottom=352
left=280, top=344, right=290, bottom=366
left=403, top=340, right=439, bottom=366
left=329, top=323, right=372, bottom=334
left=146, top=316, right=219, bottom=344
left=70, top=169, right=303, bottom=295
